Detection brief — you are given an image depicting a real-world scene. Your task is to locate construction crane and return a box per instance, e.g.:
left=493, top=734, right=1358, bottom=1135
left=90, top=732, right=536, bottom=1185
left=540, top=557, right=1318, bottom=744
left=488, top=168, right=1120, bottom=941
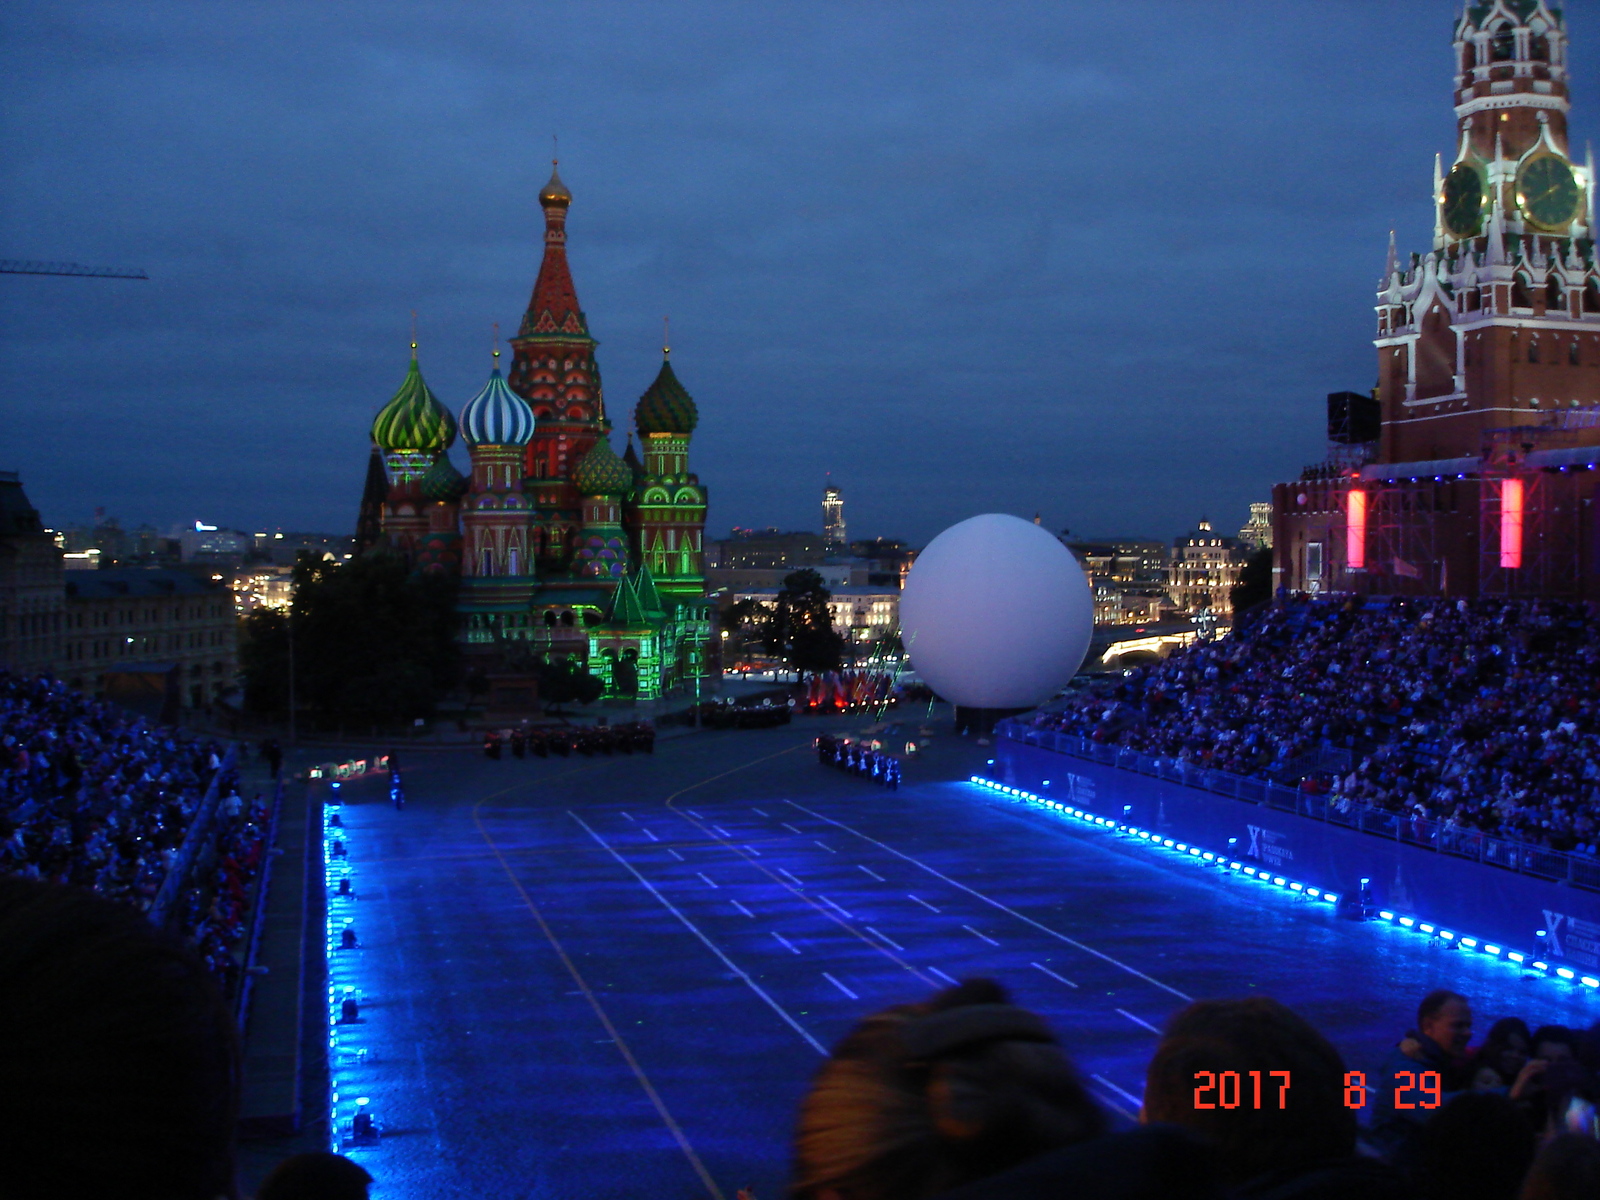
left=0, top=260, right=148, bottom=280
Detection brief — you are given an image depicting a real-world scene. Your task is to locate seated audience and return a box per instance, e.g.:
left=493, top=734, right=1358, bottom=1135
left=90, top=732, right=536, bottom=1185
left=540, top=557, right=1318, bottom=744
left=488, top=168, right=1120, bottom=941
left=1027, top=595, right=1600, bottom=856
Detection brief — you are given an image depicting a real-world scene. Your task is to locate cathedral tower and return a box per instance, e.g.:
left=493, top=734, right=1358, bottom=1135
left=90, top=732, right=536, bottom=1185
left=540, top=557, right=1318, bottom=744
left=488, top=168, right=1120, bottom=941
left=508, top=163, right=609, bottom=573
left=370, top=345, right=458, bottom=558
left=460, top=348, right=537, bottom=586
left=630, top=350, right=707, bottom=606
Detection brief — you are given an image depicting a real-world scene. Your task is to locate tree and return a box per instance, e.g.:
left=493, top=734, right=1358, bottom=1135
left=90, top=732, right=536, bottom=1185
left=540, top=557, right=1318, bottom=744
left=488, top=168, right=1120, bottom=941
left=722, top=596, right=771, bottom=669
left=240, top=551, right=460, bottom=729
left=767, top=569, right=845, bottom=677
left=535, top=656, right=605, bottom=714
left=239, top=609, right=290, bottom=717
left=1231, top=546, right=1274, bottom=615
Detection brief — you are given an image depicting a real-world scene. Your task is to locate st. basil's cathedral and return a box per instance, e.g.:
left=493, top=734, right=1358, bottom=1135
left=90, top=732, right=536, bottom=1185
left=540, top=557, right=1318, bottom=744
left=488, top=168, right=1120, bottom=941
left=356, top=164, right=710, bottom=701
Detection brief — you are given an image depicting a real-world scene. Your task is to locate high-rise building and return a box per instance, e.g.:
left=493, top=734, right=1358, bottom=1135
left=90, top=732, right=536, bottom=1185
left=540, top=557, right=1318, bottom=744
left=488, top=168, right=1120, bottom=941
left=1238, top=502, right=1273, bottom=551
left=364, top=163, right=710, bottom=700
left=823, top=482, right=846, bottom=550
left=1276, top=3, right=1600, bottom=599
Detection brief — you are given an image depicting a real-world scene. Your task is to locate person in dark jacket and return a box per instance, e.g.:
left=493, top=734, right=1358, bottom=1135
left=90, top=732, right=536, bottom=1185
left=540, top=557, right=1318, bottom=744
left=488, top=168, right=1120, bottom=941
left=1368, top=989, right=1474, bottom=1161
left=1142, top=996, right=1408, bottom=1200
left=786, top=978, right=1117, bottom=1199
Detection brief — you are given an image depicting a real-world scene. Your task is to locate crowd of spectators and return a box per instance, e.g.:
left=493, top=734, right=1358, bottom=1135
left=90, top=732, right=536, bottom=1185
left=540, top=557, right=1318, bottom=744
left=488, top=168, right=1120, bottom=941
left=181, top=787, right=271, bottom=998
left=0, top=669, right=230, bottom=906
left=1028, top=595, right=1600, bottom=855
left=0, top=669, right=268, bottom=996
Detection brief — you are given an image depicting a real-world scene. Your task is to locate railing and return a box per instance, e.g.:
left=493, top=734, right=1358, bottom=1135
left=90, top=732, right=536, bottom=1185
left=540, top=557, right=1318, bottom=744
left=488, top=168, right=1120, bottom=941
left=235, top=774, right=286, bottom=1029
left=149, top=745, right=239, bottom=928
left=997, top=720, right=1600, bottom=893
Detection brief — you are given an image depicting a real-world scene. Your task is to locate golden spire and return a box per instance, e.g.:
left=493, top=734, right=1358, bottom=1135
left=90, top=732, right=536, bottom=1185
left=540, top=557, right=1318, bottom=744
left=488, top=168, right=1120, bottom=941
left=492, top=320, right=500, bottom=363
left=540, top=137, right=571, bottom=206
left=410, top=309, right=418, bottom=357
left=663, top=315, right=671, bottom=358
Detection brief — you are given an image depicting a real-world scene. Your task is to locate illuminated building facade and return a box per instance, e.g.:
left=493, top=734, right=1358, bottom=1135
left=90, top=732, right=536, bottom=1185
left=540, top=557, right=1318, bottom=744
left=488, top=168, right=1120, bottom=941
left=365, top=164, right=710, bottom=700
left=1168, top=520, right=1247, bottom=617
left=1276, top=2, right=1600, bottom=599
left=823, top=482, right=846, bottom=550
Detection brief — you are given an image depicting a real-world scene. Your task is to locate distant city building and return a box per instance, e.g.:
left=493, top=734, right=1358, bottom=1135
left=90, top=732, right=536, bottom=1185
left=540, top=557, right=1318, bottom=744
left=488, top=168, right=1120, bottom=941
left=708, top=530, right=829, bottom=570
left=229, top=565, right=296, bottom=613
left=848, top=537, right=917, bottom=586
left=0, top=474, right=239, bottom=709
left=59, top=570, right=237, bottom=709
left=0, top=472, right=65, bottom=673
left=707, top=562, right=867, bottom=595
left=823, top=482, right=846, bottom=550
left=249, top=531, right=354, bottom=567
left=1065, top=535, right=1174, bottom=625
left=173, top=523, right=251, bottom=562
left=726, top=584, right=899, bottom=646
left=1168, top=519, right=1248, bottom=616
left=1238, top=502, right=1273, bottom=551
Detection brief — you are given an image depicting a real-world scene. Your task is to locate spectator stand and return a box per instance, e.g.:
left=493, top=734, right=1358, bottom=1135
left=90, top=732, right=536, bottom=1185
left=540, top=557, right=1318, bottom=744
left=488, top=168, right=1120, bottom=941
left=1000, top=722, right=1600, bottom=894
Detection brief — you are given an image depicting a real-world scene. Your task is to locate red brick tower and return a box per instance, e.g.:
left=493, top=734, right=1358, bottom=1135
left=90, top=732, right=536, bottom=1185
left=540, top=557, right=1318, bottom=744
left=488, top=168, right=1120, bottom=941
left=1275, top=2, right=1600, bottom=600
left=508, top=162, right=609, bottom=574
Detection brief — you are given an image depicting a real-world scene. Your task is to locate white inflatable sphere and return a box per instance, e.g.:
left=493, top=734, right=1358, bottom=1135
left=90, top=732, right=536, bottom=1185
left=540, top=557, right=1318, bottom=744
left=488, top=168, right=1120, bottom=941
left=899, top=514, right=1093, bottom=709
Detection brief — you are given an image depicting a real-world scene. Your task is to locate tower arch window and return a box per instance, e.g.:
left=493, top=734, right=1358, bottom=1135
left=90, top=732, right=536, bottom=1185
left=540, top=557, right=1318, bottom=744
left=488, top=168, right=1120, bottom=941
left=1547, top=279, right=1564, bottom=311
left=1529, top=340, right=1540, bottom=364
left=1531, top=33, right=1550, bottom=63
left=1571, top=342, right=1581, bottom=366
left=1512, top=274, right=1532, bottom=308
left=1490, top=24, right=1515, bottom=62
left=1585, top=282, right=1600, bottom=314
left=1461, top=42, right=1476, bottom=73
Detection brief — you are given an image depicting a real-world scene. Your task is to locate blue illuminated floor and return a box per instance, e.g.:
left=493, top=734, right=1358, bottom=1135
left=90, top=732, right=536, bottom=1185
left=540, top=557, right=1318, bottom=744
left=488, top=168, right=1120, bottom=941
left=320, top=724, right=1600, bottom=1198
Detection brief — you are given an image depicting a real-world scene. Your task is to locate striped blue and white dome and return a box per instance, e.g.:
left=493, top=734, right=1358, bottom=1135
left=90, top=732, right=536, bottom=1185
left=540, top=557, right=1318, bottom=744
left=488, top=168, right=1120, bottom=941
left=461, top=365, right=536, bottom=447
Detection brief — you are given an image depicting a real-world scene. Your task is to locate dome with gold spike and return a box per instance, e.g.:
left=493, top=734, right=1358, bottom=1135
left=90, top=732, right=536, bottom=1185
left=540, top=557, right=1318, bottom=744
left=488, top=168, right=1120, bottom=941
left=371, top=349, right=457, bottom=453
left=573, top=436, right=632, bottom=496
left=461, top=356, right=536, bottom=447
left=635, top=355, right=698, bottom=435
left=539, top=162, right=571, bottom=208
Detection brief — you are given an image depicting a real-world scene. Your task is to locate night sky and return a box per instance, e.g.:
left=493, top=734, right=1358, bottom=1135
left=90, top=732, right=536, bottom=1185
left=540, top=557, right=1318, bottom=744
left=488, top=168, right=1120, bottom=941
left=2, top=2, right=1583, bottom=546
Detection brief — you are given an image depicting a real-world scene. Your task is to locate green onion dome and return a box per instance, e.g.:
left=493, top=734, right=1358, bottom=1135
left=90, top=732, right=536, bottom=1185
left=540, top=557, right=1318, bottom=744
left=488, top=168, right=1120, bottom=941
left=573, top=436, right=633, bottom=496
left=371, top=349, right=458, bottom=453
left=420, top=454, right=468, bottom=503
left=634, top=356, right=698, bottom=435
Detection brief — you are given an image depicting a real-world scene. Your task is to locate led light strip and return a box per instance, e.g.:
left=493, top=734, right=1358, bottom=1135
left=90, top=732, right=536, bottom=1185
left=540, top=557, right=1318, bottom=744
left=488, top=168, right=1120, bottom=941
left=968, top=776, right=1600, bottom=992
left=323, top=804, right=377, bottom=1153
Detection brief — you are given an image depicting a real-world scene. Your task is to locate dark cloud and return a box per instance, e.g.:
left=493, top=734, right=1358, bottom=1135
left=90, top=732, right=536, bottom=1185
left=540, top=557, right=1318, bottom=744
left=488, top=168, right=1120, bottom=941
left=0, top=1, right=1541, bottom=543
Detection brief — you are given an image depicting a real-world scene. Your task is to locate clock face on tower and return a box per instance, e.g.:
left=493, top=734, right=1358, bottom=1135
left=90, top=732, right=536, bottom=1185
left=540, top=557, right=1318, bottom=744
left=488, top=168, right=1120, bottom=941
left=1516, top=155, right=1581, bottom=231
left=1441, top=163, right=1484, bottom=238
